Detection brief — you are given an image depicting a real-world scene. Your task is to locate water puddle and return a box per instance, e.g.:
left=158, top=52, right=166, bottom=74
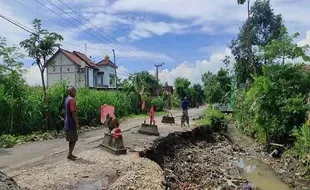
left=237, top=158, right=291, bottom=190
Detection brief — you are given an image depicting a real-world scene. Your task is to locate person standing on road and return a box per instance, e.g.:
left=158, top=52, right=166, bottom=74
left=181, top=97, right=190, bottom=126
left=64, top=86, right=79, bottom=160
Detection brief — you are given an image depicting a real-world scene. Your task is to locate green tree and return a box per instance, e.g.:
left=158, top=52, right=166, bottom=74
left=202, top=69, right=232, bottom=104
left=247, top=64, right=310, bottom=143
left=264, top=27, right=310, bottom=64
left=192, top=84, right=205, bottom=104
left=126, top=71, right=160, bottom=96
left=20, top=19, right=63, bottom=100
left=230, top=0, right=283, bottom=86
left=174, top=77, right=191, bottom=99
left=0, top=37, right=24, bottom=75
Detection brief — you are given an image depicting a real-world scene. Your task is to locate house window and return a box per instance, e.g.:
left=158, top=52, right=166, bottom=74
left=67, top=68, right=70, bottom=71
left=101, top=76, right=103, bottom=84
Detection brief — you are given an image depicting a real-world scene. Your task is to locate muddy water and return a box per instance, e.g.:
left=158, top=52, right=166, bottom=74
left=238, top=158, right=291, bottom=190
left=230, top=125, right=291, bottom=190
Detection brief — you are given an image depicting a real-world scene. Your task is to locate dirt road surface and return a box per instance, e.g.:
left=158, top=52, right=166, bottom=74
left=0, top=106, right=207, bottom=190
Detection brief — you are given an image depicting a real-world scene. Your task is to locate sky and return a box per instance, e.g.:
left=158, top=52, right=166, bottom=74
left=0, top=0, right=309, bottom=86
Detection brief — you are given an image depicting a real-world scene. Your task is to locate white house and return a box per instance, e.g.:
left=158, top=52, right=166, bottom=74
left=46, top=48, right=118, bottom=89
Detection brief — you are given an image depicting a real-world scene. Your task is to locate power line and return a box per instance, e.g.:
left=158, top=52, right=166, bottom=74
left=14, top=0, right=164, bottom=71
left=42, top=0, right=154, bottom=66
left=55, top=0, right=158, bottom=65
left=0, top=13, right=35, bottom=34
left=33, top=0, right=118, bottom=52
left=0, top=13, right=138, bottom=78
left=0, top=13, right=131, bottom=77
left=8, top=0, right=113, bottom=53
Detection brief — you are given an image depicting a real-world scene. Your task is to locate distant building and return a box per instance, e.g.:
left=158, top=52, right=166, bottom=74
left=46, top=48, right=117, bottom=89
left=159, top=82, right=174, bottom=95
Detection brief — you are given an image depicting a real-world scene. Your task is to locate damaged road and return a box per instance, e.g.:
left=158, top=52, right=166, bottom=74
left=2, top=105, right=308, bottom=190
left=0, top=107, right=206, bottom=190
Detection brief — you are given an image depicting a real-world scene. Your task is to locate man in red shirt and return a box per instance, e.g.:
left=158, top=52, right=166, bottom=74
left=64, top=86, right=79, bottom=160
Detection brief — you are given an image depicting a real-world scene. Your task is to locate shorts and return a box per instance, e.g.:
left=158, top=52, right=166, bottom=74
left=66, top=130, right=78, bottom=142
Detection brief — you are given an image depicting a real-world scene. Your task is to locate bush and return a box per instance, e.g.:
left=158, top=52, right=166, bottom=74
left=151, top=96, right=165, bottom=111
left=233, top=89, right=256, bottom=137
left=196, top=108, right=228, bottom=132
left=292, top=123, right=310, bottom=159
left=234, top=64, right=310, bottom=144
left=172, top=93, right=181, bottom=108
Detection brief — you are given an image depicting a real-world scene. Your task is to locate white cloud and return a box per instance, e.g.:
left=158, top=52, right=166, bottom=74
left=82, top=13, right=132, bottom=31
left=150, top=48, right=232, bottom=85
left=298, top=30, right=310, bottom=47
left=108, top=0, right=244, bottom=22
left=198, top=45, right=227, bottom=54
left=0, top=2, right=32, bottom=46
left=108, top=0, right=309, bottom=38
left=116, top=36, right=127, bottom=43
left=129, top=21, right=188, bottom=40
left=0, top=0, right=171, bottom=65
left=117, top=65, right=129, bottom=81
left=129, top=30, right=152, bottom=40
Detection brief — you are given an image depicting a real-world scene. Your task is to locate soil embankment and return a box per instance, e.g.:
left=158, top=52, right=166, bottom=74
left=140, top=127, right=250, bottom=189
left=139, top=125, right=309, bottom=190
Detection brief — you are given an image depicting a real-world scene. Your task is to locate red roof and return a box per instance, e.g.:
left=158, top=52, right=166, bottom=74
left=51, top=48, right=98, bottom=69
left=97, top=55, right=118, bottom=68
left=73, top=51, right=98, bottom=69
left=60, top=49, right=83, bottom=66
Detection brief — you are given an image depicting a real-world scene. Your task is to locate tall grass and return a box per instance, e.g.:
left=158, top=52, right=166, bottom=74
left=0, top=82, right=164, bottom=136
left=293, top=123, right=310, bottom=159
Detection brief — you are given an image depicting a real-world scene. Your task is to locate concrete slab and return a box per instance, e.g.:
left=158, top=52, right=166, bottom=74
left=161, top=116, right=175, bottom=124
left=138, top=124, right=160, bottom=136
left=100, top=133, right=126, bottom=155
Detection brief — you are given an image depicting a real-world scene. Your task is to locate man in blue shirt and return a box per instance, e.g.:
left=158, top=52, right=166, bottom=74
left=181, top=97, right=190, bottom=126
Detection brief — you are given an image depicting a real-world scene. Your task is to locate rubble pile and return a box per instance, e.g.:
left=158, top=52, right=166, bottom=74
left=0, top=171, right=26, bottom=190
left=162, top=134, right=248, bottom=189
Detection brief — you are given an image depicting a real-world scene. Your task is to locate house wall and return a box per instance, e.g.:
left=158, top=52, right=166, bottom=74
left=88, top=68, right=94, bottom=87
left=76, top=70, right=86, bottom=88
left=97, top=65, right=117, bottom=88
left=47, top=52, right=86, bottom=88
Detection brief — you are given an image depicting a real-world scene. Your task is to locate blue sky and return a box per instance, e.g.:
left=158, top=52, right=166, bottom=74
left=0, top=0, right=309, bottom=85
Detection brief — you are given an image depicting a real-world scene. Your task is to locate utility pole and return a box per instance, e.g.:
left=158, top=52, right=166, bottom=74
left=85, top=44, right=87, bottom=56
left=112, top=49, right=116, bottom=65
left=112, top=49, right=117, bottom=88
left=154, top=62, right=165, bottom=81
